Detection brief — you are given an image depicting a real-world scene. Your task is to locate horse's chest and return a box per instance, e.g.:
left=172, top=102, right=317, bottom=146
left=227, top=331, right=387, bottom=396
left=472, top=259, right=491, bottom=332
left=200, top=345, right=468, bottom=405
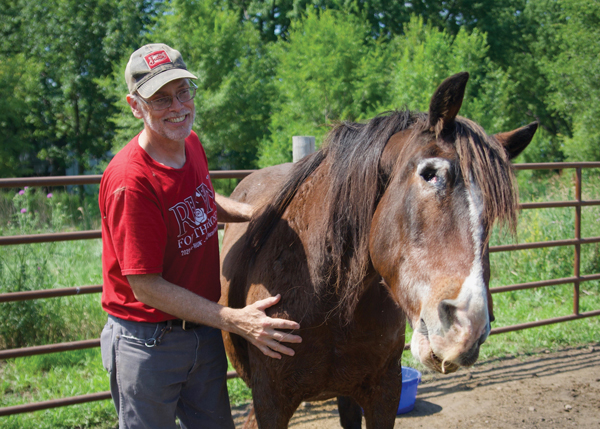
left=331, top=324, right=404, bottom=367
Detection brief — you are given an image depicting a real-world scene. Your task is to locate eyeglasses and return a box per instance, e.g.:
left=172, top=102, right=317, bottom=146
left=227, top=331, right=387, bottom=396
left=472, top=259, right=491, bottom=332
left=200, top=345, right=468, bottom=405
left=141, top=83, right=197, bottom=111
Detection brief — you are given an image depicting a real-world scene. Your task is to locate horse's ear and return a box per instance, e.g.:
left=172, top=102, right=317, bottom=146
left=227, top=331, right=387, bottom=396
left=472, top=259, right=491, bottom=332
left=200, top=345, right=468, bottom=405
left=494, top=122, right=538, bottom=160
left=429, top=72, right=469, bottom=134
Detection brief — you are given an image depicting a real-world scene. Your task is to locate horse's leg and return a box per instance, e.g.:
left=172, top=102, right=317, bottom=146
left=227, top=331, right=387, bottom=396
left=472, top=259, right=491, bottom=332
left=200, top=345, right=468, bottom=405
left=252, top=393, right=298, bottom=429
left=360, top=363, right=403, bottom=429
left=250, top=374, right=300, bottom=429
left=242, top=405, right=258, bottom=429
left=336, top=396, right=362, bottom=429
left=361, top=388, right=399, bottom=429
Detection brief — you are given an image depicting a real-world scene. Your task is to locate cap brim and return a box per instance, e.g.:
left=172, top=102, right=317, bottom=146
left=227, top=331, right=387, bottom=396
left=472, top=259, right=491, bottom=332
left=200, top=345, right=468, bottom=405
left=137, top=69, right=198, bottom=98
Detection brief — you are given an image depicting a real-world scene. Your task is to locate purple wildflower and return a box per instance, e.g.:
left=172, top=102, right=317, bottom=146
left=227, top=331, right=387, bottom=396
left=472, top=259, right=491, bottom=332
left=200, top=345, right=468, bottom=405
left=18, top=190, right=25, bottom=195
left=20, top=208, right=27, bottom=214
left=47, top=193, right=53, bottom=198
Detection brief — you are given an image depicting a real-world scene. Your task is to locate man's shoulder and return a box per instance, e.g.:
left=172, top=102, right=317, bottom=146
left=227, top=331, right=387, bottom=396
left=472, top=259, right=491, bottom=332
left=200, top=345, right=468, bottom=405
left=187, top=130, right=200, bottom=143
left=101, top=136, right=150, bottom=193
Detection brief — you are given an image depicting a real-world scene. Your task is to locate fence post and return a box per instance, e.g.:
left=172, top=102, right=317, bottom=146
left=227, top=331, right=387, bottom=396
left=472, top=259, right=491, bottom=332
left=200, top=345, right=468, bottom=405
left=292, top=136, right=315, bottom=163
left=574, top=167, right=582, bottom=315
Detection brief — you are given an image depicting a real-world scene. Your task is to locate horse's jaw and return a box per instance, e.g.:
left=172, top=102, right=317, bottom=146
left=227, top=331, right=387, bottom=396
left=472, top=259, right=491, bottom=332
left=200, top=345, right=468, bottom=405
left=410, top=321, right=484, bottom=374
left=411, top=328, right=460, bottom=374
left=409, top=286, right=491, bottom=374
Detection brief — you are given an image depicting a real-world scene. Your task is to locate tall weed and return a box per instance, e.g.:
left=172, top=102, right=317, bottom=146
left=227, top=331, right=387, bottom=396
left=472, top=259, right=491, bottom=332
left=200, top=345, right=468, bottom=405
left=0, top=188, right=104, bottom=349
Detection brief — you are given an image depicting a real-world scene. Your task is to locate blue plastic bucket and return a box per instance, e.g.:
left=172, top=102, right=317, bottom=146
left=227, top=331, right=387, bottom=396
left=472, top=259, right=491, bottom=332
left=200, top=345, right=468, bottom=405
left=397, top=366, right=422, bottom=414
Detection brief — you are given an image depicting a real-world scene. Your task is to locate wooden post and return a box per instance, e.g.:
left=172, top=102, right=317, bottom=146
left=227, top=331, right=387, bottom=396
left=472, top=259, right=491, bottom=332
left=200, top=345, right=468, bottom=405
left=292, top=136, right=315, bottom=163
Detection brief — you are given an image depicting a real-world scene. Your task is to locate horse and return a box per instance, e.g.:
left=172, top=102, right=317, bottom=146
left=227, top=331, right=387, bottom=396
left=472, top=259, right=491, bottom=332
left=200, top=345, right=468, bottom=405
left=219, top=72, right=537, bottom=429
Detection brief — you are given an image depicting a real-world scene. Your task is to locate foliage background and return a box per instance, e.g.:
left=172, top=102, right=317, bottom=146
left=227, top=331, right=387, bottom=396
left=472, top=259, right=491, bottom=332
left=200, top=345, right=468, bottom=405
left=1, top=0, right=599, bottom=177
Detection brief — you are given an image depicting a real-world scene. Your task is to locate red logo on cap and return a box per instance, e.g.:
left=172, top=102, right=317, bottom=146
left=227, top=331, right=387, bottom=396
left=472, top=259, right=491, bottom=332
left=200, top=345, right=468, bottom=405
left=144, top=50, right=171, bottom=69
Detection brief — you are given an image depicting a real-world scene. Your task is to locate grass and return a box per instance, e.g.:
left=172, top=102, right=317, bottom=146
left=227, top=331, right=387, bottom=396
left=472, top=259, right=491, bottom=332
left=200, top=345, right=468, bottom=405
left=1, top=169, right=599, bottom=427
left=0, top=349, right=116, bottom=429
left=479, top=168, right=600, bottom=359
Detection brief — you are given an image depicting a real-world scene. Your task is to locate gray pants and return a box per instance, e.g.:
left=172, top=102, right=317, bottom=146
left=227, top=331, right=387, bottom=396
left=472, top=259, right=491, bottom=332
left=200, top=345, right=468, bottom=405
left=101, top=315, right=235, bottom=429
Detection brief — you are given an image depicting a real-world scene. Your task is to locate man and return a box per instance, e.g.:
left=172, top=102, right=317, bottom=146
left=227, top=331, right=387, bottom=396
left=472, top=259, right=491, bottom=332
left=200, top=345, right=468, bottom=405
left=99, top=43, right=302, bottom=429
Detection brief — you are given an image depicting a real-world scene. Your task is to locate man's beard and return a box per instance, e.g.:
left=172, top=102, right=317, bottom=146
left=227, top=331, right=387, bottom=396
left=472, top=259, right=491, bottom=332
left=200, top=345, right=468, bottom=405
left=141, top=106, right=196, bottom=143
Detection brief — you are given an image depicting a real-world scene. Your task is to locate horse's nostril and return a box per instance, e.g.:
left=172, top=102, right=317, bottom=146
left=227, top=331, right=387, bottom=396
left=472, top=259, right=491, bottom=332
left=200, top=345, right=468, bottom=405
left=478, top=331, right=488, bottom=346
left=417, top=318, right=429, bottom=339
left=438, top=300, right=457, bottom=329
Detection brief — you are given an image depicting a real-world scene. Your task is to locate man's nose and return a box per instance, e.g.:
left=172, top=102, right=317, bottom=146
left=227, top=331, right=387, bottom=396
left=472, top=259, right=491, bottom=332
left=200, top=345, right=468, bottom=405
left=169, top=95, right=186, bottom=111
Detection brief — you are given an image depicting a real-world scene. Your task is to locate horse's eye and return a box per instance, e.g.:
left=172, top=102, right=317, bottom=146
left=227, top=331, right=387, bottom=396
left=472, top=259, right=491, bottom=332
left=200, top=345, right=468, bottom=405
left=420, top=168, right=437, bottom=183
left=417, top=158, right=449, bottom=187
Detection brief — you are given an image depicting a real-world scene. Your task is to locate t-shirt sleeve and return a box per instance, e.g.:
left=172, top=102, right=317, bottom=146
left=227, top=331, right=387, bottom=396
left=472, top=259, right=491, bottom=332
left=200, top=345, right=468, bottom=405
left=104, top=187, right=167, bottom=276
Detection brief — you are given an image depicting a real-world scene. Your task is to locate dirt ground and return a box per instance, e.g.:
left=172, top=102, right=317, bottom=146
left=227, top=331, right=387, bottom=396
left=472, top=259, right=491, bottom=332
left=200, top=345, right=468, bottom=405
left=232, top=345, right=600, bottom=428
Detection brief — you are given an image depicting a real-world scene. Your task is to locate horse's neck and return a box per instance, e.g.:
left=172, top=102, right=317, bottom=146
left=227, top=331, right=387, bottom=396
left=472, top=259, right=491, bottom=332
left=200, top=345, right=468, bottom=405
left=282, top=163, right=380, bottom=318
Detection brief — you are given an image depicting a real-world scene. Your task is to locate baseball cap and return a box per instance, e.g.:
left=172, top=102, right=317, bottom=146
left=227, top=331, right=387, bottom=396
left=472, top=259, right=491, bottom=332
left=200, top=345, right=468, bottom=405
left=125, top=43, right=197, bottom=98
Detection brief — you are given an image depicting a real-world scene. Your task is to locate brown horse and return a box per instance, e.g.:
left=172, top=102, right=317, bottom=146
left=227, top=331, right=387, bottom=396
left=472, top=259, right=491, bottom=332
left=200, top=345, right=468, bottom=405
left=220, top=72, right=537, bottom=428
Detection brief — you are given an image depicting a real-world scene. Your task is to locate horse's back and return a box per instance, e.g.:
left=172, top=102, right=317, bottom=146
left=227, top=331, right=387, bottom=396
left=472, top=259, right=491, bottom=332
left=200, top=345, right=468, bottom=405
left=230, top=162, right=293, bottom=205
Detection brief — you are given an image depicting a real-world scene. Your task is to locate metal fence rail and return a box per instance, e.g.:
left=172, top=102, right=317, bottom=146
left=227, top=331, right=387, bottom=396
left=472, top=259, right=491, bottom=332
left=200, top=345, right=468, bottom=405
left=1, top=162, right=600, bottom=416
left=489, top=162, right=600, bottom=333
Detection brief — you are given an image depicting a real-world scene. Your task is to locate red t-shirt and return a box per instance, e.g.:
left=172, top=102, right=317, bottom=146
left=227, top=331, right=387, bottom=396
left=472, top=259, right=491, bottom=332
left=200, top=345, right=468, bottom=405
left=99, top=131, right=221, bottom=322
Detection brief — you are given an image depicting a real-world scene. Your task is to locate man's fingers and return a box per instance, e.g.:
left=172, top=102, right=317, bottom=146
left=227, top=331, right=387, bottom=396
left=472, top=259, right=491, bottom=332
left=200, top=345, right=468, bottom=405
left=252, top=295, right=301, bottom=331
left=259, top=345, right=282, bottom=360
left=273, top=331, right=302, bottom=344
left=240, top=295, right=302, bottom=358
left=254, top=294, right=281, bottom=310
left=265, top=340, right=296, bottom=357
left=270, top=319, right=301, bottom=331
left=251, top=331, right=300, bottom=358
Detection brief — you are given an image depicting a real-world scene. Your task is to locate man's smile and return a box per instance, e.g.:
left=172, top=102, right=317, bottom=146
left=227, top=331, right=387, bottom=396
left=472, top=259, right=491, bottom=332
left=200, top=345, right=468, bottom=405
left=165, top=115, right=187, bottom=124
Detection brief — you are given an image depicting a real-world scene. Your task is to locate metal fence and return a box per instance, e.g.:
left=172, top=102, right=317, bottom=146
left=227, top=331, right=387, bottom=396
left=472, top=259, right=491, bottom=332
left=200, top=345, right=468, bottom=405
left=1, top=162, right=599, bottom=417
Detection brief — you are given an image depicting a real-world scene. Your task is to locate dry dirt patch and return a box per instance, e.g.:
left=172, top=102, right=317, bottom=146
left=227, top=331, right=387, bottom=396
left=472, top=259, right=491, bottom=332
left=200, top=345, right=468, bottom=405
left=233, top=345, right=600, bottom=428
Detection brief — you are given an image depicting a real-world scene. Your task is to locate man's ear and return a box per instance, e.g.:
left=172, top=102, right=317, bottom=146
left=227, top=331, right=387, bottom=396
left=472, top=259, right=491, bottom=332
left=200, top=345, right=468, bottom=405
left=126, top=94, right=144, bottom=119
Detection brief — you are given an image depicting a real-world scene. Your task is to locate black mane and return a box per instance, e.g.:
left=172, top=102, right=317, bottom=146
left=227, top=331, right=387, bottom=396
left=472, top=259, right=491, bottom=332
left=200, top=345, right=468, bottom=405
left=237, top=111, right=419, bottom=317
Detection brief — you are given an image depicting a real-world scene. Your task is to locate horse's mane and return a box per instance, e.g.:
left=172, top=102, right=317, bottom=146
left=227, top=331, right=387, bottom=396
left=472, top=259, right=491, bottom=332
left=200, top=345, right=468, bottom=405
left=231, top=111, right=518, bottom=320
left=232, top=111, right=417, bottom=318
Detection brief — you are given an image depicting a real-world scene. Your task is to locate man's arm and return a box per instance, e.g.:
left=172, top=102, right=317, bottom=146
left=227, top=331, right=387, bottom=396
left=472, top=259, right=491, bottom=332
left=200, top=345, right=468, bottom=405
left=215, top=193, right=254, bottom=223
left=127, top=274, right=301, bottom=359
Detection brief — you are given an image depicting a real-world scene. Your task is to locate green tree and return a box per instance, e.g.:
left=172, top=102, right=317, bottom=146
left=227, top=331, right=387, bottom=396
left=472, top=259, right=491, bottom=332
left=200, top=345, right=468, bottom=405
left=0, top=55, right=43, bottom=177
left=535, top=0, right=600, bottom=161
left=0, top=0, right=158, bottom=179
left=149, top=0, right=276, bottom=171
left=226, top=0, right=415, bottom=41
left=258, top=8, right=390, bottom=166
left=96, top=56, right=145, bottom=163
left=225, top=0, right=533, bottom=45
left=383, top=16, right=517, bottom=134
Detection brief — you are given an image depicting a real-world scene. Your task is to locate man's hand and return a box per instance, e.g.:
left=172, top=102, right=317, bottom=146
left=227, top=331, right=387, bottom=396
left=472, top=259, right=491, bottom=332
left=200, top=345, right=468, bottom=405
left=127, top=274, right=301, bottom=359
left=225, top=294, right=302, bottom=359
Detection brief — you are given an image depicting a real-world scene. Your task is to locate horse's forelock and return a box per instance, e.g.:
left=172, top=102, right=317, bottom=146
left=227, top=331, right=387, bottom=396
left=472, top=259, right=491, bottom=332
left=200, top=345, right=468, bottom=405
left=453, top=117, right=519, bottom=238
